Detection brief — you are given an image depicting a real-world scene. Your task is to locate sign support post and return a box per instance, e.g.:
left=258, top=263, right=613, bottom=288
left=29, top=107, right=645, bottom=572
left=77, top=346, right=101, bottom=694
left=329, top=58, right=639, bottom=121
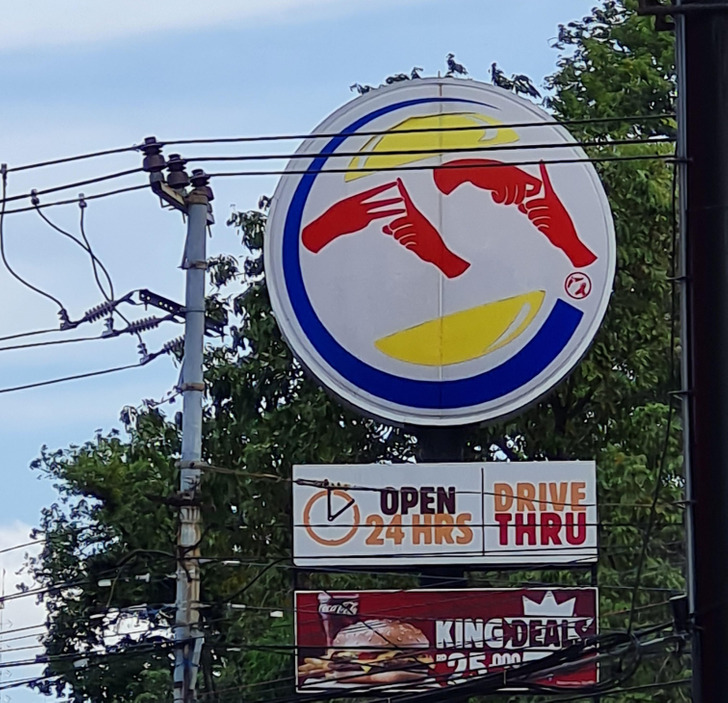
left=417, top=427, right=467, bottom=587
left=677, top=1, right=728, bottom=699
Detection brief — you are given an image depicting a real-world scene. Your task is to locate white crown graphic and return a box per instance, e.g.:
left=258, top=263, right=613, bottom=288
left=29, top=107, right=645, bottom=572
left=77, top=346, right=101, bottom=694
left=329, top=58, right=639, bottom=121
left=522, top=591, right=577, bottom=617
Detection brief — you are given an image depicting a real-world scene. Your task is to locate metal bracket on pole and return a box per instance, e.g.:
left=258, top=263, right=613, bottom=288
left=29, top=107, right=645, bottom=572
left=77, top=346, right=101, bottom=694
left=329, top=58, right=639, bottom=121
left=183, top=260, right=209, bottom=270
left=178, top=383, right=205, bottom=392
left=151, top=175, right=188, bottom=213
left=137, top=289, right=226, bottom=336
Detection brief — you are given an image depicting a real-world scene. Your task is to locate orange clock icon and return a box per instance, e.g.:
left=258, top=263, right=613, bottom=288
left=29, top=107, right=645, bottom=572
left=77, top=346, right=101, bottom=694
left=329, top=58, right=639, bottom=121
left=302, top=488, right=361, bottom=546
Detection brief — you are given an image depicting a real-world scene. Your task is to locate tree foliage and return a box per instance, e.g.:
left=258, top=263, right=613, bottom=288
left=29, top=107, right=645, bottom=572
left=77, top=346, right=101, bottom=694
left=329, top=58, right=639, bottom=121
left=26, top=2, right=688, bottom=700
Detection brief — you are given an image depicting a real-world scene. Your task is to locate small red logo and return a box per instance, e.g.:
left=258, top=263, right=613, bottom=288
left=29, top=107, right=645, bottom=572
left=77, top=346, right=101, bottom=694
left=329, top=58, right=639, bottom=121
left=565, top=272, right=592, bottom=300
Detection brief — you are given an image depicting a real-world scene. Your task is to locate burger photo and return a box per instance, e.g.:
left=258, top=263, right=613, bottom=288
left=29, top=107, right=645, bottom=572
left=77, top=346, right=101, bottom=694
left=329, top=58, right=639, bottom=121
left=298, top=618, right=435, bottom=687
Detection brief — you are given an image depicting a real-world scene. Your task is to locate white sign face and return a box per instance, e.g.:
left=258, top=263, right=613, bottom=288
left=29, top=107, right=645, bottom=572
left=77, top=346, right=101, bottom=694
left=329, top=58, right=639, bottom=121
left=266, top=78, right=615, bottom=426
left=293, top=462, right=597, bottom=566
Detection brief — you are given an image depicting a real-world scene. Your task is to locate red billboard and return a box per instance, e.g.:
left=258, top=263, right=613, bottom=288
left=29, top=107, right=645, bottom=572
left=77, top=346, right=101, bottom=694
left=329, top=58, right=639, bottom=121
left=295, top=589, right=598, bottom=693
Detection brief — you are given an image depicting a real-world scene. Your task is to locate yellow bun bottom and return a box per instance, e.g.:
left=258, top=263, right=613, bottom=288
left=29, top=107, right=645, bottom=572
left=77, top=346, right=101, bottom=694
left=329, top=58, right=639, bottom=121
left=375, top=290, right=545, bottom=366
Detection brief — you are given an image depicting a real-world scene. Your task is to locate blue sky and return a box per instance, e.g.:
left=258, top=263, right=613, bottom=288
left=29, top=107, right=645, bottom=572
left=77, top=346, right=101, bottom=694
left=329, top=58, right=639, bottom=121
left=0, top=0, right=597, bottom=698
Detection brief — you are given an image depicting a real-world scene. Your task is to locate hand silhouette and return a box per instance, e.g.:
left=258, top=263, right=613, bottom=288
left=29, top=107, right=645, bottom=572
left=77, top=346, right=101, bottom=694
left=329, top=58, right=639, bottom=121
left=382, top=179, right=470, bottom=279
left=302, top=182, right=404, bottom=253
left=434, top=158, right=541, bottom=206
left=518, top=162, right=597, bottom=268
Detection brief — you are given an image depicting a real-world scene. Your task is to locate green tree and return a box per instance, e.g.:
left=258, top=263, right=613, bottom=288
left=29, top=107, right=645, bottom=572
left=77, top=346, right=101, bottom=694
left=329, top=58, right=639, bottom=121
left=26, top=1, right=688, bottom=700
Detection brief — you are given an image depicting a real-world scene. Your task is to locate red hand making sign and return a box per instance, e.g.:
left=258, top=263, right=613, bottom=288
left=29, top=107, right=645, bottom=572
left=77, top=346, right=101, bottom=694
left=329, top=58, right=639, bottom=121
left=301, top=182, right=405, bottom=253
left=381, top=178, right=470, bottom=279
left=434, top=159, right=597, bottom=268
left=302, top=179, right=469, bottom=279
left=301, top=159, right=597, bottom=275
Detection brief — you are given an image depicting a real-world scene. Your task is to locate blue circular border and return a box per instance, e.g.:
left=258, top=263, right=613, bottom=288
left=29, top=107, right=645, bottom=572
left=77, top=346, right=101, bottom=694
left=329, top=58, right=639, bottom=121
left=281, top=97, right=583, bottom=410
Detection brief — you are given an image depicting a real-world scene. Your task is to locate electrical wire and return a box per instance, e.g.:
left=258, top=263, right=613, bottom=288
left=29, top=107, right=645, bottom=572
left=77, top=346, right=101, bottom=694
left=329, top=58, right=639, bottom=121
left=185, top=135, right=674, bottom=165
left=164, top=112, right=676, bottom=147
left=207, top=592, right=672, bottom=627
left=0, top=618, right=175, bottom=657
left=0, top=674, right=62, bottom=693
left=6, top=144, right=141, bottom=174
left=627, top=160, right=681, bottom=633
left=32, top=197, right=150, bottom=350
left=78, top=200, right=113, bottom=301
left=0, top=133, right=675, bottom=212
left=0, top=112, right=674, bottom=178
left=2, top=183, right=149, bottom=215
left=0, top=311, right=174, bottom=351
left=0, top=166, right=70, bottom=321
left=0, top=622, right=46, bottom=642
left=546, top=677, right=690, bottom=701
left=0, top=539, right=44, bottom=554
left=203, top=625, right=675, bottom=697
left=200, top=463, right=686, bottom=511
left=0, top=334, right=108, bottom=353
left=0, top=167, right=144, bottom=205
left=0, top=327, right=65, bottom=343
left=197, top=554, right=682, bottom=592
left=0, top=112, right=683, bottom=697
left=0, top=346, right=166, bottom=395
left=0, top=637, right=177, bottom=673
left=0, top=153, right=678, bottom=216
left=32, top=202, right=114, bottom=303
left=204, top=153, right=677, bottom=179
left=201, top=628, right=657, bottom=703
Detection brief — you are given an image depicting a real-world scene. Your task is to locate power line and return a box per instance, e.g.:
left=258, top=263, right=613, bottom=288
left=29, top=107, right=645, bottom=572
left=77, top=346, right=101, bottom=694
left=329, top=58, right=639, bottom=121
left=0, top=166, right=70, bottom=323
left=3, top=183, right=148, bottom=215
left=31, top=200, right=115, bottom=305
left=0, top=333, right=110, bottom=353
left=184, top=135, right=675, bottom=166
left=627, top=160, right=681, bottom=632
left=0, top=308, right=178, bottom=355
left=201, top=463, right=685, bottom=511
left=0, top=346, right=166, bottom=395
left=546, top=677, right=690, bottom=701
left=6, top=145, right=140, bottom=174
left=0, top=127, right=674, bottom=211
left=0, top=167, right=144, bottom=206
left=0, top=539, right=44, bottom=554
left=0, top=112, right=674, bottom=178
left=78, top=198, right=114, bottom=302
left=0, top=623, right=47, bottom=639
left=204, top=152, right=677, bottom=179
left=0, top=327, right=62, bottom=343
left=200, top=628, right=668, bottom=703
left=0, top=153, right=677, bottom=217
left=164, top=112, right=676, bottom=147
left=0, top=674, right=62, bottom=693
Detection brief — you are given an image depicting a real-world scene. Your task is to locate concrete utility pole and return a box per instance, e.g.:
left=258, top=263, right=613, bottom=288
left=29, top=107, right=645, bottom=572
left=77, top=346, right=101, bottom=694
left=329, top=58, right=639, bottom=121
left=173, top=170, right=213, bottom=703
left=140, top=140, right=215, bottom=702
left=675, top=0, right=728, bottom=699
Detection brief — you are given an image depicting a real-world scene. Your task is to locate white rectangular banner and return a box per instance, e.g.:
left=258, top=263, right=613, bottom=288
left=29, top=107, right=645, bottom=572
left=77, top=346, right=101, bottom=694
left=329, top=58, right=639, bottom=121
left=293, top=462, right=597, bottom=567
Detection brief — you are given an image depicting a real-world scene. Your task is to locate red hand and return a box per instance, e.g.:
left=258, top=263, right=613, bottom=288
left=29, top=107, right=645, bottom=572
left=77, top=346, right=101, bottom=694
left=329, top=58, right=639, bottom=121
left=382, top=178, right=470, bottom=279
left=518, top=162, right=597, bottom=268
left=302, top=182, right=404, bottom=253
left=434, top=158, right=541, bottom=206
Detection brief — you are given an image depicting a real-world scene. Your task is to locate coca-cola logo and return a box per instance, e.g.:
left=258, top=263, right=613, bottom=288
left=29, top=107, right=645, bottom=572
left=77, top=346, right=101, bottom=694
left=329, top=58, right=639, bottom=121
left=318, top=600, right=359, bottom=616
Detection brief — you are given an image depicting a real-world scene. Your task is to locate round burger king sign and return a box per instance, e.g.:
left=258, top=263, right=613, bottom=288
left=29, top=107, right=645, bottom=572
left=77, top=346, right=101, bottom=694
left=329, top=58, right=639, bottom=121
left=265, top=78, right=615, bottom=426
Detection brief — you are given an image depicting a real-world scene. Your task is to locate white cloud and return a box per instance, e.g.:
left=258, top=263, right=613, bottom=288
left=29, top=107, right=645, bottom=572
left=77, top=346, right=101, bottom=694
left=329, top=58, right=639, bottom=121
left=0, top=0, right=404, bottom=51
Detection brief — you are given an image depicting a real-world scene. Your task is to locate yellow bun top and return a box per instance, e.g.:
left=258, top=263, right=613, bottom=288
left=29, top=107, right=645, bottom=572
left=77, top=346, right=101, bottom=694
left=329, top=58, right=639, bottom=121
left=345, top=112, right=519, bottom=181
